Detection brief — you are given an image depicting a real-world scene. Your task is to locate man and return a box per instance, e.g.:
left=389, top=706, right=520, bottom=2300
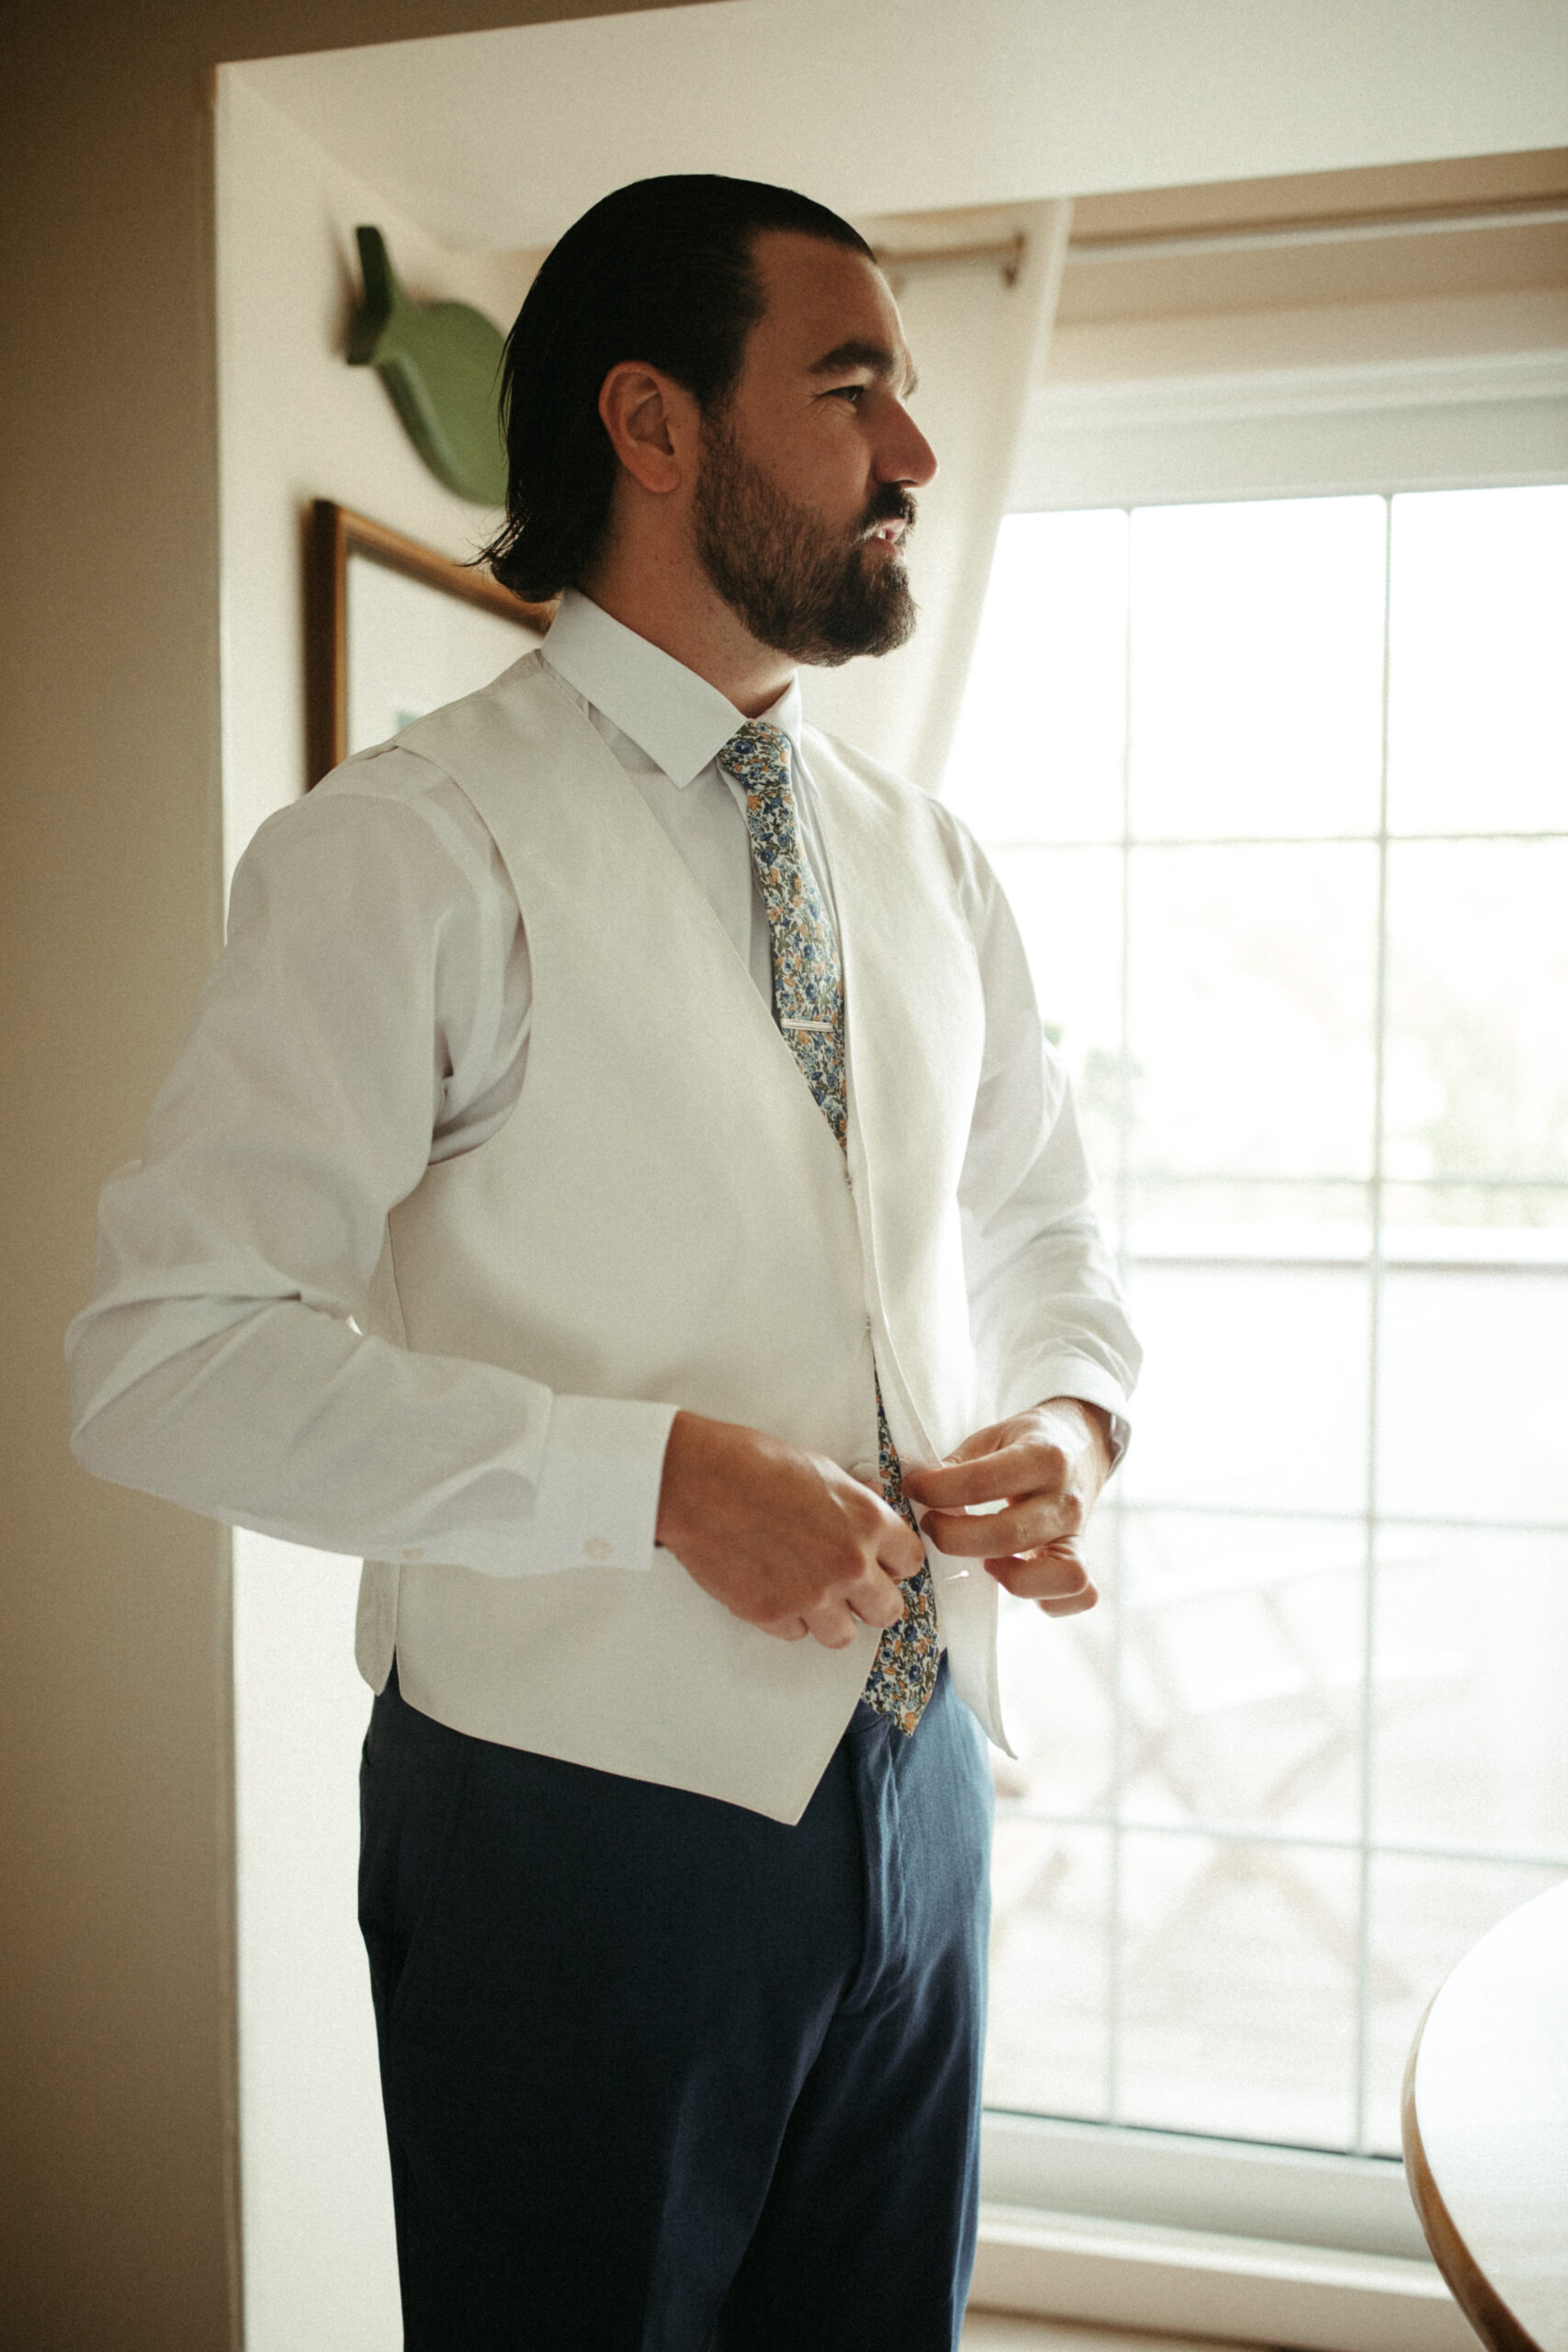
left=68, top=176, right=1137, bottom=2348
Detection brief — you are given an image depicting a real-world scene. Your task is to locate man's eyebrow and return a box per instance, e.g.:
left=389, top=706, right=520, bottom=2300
left=808, top=339, right=918, bottom=395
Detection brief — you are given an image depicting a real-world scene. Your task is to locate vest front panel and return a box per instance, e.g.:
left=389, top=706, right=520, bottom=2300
left=355, top=658, right=996, bottom=1818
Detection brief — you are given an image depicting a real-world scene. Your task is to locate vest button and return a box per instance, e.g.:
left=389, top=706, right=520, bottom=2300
left=583, top=1537, right=614, bottom=1562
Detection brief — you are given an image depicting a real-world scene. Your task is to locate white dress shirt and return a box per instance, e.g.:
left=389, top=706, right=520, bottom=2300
left=66, top=590, right=1136, bottom=1580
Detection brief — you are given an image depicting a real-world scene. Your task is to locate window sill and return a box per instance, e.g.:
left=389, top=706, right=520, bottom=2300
left=971, top=2202, right=1471, bottom=2352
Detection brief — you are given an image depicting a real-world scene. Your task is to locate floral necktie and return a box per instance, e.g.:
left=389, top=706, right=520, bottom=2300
left=718, top=718, right=940, bottom=1735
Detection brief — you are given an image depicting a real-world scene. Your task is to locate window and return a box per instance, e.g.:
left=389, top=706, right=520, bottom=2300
left=950, top=485, right=1568, bottom=2164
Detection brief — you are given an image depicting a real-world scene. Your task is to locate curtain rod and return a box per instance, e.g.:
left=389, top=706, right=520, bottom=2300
left=1069, top=196, right=1568, bottom=265
left=873, top=234, right=1025, bottom=285
left=874, top=197, right=1568, bottom=281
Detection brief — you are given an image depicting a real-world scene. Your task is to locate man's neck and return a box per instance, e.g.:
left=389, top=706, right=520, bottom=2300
left=579, top=548, right=795, bottom=721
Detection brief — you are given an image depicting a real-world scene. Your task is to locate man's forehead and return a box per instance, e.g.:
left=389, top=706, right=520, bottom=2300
left=748, top=231, right=912, bottom=381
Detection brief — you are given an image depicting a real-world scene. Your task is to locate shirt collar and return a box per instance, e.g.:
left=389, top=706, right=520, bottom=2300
left=540, top=588, right=804, bottom=787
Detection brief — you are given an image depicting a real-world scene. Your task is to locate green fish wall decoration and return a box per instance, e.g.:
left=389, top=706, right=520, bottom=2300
left=347, top=225, right=509, bottom=507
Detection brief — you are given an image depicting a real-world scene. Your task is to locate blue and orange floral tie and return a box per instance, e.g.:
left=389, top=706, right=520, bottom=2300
left=718, top=718, right=940, bottom=1736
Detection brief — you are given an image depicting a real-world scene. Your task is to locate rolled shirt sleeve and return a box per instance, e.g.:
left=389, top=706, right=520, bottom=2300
left=65, top=755, right=674, bottom=1577
left=944, top=808, right=1140, bottom=1454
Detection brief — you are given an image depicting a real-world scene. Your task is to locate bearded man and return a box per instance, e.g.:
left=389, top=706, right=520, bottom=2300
left=67, top=176, right=1138, bottom=2350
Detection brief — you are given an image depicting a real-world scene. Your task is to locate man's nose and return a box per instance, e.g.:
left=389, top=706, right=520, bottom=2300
left=879, top=409, right=937, bottom=490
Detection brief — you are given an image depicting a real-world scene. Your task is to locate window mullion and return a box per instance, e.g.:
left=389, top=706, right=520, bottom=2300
left=1352, top=492, right=1396, bottom=2154
left=1106, top=506, right=1136, bottom=2124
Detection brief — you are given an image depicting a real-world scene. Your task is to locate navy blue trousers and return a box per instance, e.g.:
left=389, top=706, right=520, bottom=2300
left=359, top=1656, right=993, bottom=2350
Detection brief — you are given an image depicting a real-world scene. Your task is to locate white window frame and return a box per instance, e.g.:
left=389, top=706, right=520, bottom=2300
left=969, top=353, right=1568, bottom=2349
left=1011, top=342, right=1568, bottom=513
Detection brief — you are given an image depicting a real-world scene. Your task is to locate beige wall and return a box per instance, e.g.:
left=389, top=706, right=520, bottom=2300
left=0, top=8, right=677, bottom=2348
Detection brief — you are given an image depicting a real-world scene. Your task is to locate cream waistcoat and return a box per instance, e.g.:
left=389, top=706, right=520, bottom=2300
left=354, top=653, right=1005, bottom=1822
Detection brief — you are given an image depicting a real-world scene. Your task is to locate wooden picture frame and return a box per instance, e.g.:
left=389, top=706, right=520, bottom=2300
left=306, top=499, right=556, bottom=786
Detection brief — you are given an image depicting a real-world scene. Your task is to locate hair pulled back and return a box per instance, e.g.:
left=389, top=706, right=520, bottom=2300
left=481, top=175, right=873, bottom=604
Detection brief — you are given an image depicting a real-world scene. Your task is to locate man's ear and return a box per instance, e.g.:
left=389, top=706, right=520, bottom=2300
left=597, top=362, right=694, bottom=495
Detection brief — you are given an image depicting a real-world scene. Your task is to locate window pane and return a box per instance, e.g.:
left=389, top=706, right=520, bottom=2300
left=946, top=508, right=1128, bottom=843
left=985, top=1825, right=1111, bottom=2120
left=1122, top=1511, right=1365, bottom=1839
left=1384, top=1181, right=1568, bottom=1249
left=1129, top=498, right=1386, bottom=842
left=1388, top=485, right=1568, bottom=836
left=962, top=479, right=1568, bottom=2170
left=1363, top=1856, right=1566, bottom=2154
left=1129, top=843, right=1378, bottom=1179
left=1376, top=1267, right=1568, bottom=1524
left=1372, top=1526, right=1568, bottom=1859
left=1131, top=1177, right=1371, bottom=1257
left=994, top=1520, right=1118, bottom=1817
left=1122, top=1263, right=1370, bottom=1515
left=1383, top=839, right=1568, bottom=1182
left=1118, top=1830, right=1358, bottom=2148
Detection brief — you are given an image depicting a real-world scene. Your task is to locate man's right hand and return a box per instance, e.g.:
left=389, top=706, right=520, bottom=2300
left=654, top=1409, right=923, bottom=1650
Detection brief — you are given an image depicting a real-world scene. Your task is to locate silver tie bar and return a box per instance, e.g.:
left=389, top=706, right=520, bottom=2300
left=780, top=1018, right=834, bottom=1032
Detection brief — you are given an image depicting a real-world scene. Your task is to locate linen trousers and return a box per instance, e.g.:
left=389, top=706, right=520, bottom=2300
left=359, top=1651, right=994, bottom=2350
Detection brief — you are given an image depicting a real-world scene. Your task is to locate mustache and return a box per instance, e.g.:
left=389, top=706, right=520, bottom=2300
left=859, top=487, right=918, bottom=539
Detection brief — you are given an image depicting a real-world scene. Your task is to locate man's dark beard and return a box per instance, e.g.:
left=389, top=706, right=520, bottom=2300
left=692, top=412, right=918, bottom=666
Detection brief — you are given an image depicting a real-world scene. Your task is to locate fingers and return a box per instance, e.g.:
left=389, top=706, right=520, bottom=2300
left=919, top=1485, right=1084, bottom=1558
left=1022, top=1578, right=1100, bottom=1618
left=877, top=1515, right=927, bottom=1582
left=987, top=1539, right=1098, bottom=1617
left=659, top=1414, right=930, bottom=1647
left=802, top=1584, right=898, bottom=1649
left=800, top=1603, right=863, bottom=1650
left=757, top=1614, right=811, bottom=1643
left=850, top=1562, right=909, bottom=1628
left=748, top=1513, right=912, bottom=1649
left=901, top=1440, right=1055, bottom=1512
left=769, top=1542, right=912, bottom=1652
left=799, top=1559, right=908, bottom=1648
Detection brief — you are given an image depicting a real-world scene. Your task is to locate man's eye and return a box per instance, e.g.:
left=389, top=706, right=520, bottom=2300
left=826, top=384, right=865, bottom=404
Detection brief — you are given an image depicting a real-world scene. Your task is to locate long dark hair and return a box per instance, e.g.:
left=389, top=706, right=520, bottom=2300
left=480, top=175, right=873, bottom=604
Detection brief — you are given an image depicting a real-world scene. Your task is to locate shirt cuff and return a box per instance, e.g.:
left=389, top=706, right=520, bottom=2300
left=515, top=1391, right=680, bottom=1576
left=999, top=1356, right=1133, bottom=1475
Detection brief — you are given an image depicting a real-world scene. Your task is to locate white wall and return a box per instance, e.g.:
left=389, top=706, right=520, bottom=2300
left=215, top=74, right=539, bottom=2351
left=218, top=74, right=537, bottom=873
left=243, top=0, right=1568, bottom=254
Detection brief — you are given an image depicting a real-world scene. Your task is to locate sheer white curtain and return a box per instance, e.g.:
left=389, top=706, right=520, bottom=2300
left=803, top=200, right=1073, bottom=793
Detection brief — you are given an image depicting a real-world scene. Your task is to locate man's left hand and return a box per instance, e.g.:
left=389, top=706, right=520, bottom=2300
left=899, top=1398, right=1111, bottom=1616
